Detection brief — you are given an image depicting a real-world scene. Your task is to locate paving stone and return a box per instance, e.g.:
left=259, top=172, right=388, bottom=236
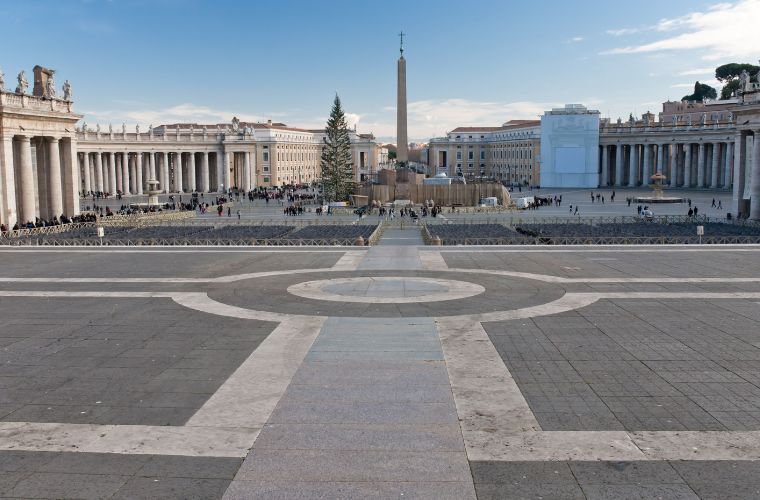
left=223, top=480, right=476, bottom=499
left=580, top=483, right=700, bottom=500
left=112, top=476, right=231, bottom=500
left=9, top=472, right=130, bottom=499
left=138, top=455, right=242, bottom=479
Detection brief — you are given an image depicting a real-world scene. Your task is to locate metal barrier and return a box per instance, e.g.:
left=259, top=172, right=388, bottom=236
left=434, top=235, right=760, bottom=246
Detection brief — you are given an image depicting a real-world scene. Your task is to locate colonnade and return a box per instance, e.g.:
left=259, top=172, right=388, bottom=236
left=2, top=135, right=78, bottom=225
left=78, top=150, right=256, bottom=195
left=599, top=140, right=735, bottom=189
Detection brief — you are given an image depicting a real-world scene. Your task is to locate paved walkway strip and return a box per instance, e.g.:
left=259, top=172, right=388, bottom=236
left=223, top=316, right=476, bottom=499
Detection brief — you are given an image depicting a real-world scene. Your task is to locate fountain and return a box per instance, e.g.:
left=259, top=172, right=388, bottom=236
left=634, top=172, right=685, bottom=204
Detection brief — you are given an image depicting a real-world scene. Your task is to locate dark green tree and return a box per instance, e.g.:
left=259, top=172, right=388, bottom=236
left=715, top=62, right=760, bottom=99
left=681, top=81, right=717, bottom=101
left=320, top=94, right=355, bottom=202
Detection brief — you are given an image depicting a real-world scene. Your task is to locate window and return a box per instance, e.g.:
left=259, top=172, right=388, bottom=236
left=468, top=151, right=474, bottom=160
left=263, top=152, right=269, bottom=161
left=263, top=176, right=270, bottom=183
left=480, top=151, right=485, bottom=160
left=456, top=151, right=462, bottom=160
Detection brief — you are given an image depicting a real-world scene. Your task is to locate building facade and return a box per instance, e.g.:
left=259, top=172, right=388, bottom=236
left=1, top=70, right=81, bottom=228
left=540, top=105, right=601, bottom=188
left=428, top=120, right=541, bottom=185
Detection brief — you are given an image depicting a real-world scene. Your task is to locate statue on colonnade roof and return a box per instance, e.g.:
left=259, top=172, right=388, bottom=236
left=16, top=70, right=28, bottom=94
left=231, top=116, right=240, bottom=132
left=62, top=80, right=72, bottom=101
left=0, top=67, right=5, bottom=91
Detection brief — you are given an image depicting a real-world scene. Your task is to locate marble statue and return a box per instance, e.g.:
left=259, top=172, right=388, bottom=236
left=700, top=113, right=706, bottom=126
left=96, top=124, right=101, bottom=134
left=672, top=115, right=677, bottom=126
left=62, top=80, right=72, bottom=101
left=231, top=116, right=240, bottom=132
left=16, top=70, right=28, bottom=94
left=728, top=112, right=734, bottom=123
left=687, top=115, right=692, bottom=127
left=122, top=123, right=126, bottom=134
left=643, top=114, right=650, bottom=126
left=616, top=117, right=622, bottom=125
left=81, top=121, right=87, bottom=133
left=0, top=67, right=5, bottom=91
left=740, top=69, right=751, bottom=92
left=149, top=124, right=153, bottom=137
left=136, top=124, right=140, bottom=134
left=628, top=114, right=635, bottom=126
left=46, top=75, right=56, bottom=98
left=109, top=123, right=113, bottom=134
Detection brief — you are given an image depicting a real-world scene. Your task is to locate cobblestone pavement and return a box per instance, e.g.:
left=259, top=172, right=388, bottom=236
left=2, top=243, right=760, bottom=498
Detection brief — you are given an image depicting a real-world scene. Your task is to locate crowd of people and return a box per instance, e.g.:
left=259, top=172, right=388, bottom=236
left=1, top=212, right=99, bottom=234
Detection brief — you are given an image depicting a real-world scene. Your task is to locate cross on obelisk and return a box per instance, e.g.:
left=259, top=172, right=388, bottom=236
left=399, top=31, right=404, bottom=55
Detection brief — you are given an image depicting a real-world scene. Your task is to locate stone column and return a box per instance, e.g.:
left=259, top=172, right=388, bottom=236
left=135, top=153, right=144, bottom=195
left=108, top=153, right=117, bottom=195
left=129, top=154, right=136, bottom=194
left=600, top=145, right=609, bottom=186
left=215, top=152, right=224, bottom=192
left=148, top=152, right=156, bottom=181
left=115, top=154, right=122, bottom=194
left=628, top=144, right=638, bottom=186
left=188, top=152, right=196, bottom=192
left=710, top=142, right=721, bottom=189
left=82, top=152, right=91, bottom=194
left=614, top=145, right=623, bottom=187
left=1, top=136, right=18, bottom=227
left=724, top=142, right=734, bottom=188
left=60, top=139, right=79, bottom=217
left=95, top=152, right=104, bottom=193
left=683, top=144, right=692, bottom=188
left=174, top=152, right=183, bottom=192
left=732, top=133, right=746, bottom=216
left=697, top=143, right=706, bottom=188
left=47, top=137, right=63, bottom=218
left=162, top=153, right=170, bottom=193
left=17, top=136, right=36, bottom=224
left=669, top=144, right=678, bottom=187
left=201, top=152, right=210, bottom=192
left=243, top=152, right=251, bottom=191
left=223, top=152, right=231, bottom=192
left=750, top=131, right=760, bottom=220
left=121, top=153, right=130, bottom=195
left=642, top=144, right=651, bottom=185
left=655, top=143, right=663, bottom=175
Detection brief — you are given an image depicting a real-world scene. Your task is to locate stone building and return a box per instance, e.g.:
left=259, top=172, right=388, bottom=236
left=76, top=119, right=381, bottom=196
left=0, top=67, right=81, bottom=227
left=427, top=120, right=541, bottom=186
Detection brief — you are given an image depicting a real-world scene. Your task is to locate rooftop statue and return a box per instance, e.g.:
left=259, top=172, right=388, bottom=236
left=122, top=123, right=126, bottom=134
left=81, top=121, right=87, bottom=133
left=46, top=74, right=56, bottom=98
left=136, top=124, right=140, bottom=134
left=108, top=123, right=113, bottom=134
left=149, top=124, right=154, bottom=137
left=700, top=113, right=706, bottom=126
left=672, top=115, right=677, bottom=126
left=739, top=69, right=751, bottom=92
left=0, top=67, right=5, bottom=91
left=16, top=70, right=28, bottom=94
left=62, top=80, right=72, bottom=101
left=231, top=116, right=240, bottom=132
left=96, top=124, right=101, bottom=134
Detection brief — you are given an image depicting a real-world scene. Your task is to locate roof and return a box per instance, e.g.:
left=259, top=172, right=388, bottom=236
left=451, top=120, right=540, bottom=134
left=450, top=126, right=503, bottom=133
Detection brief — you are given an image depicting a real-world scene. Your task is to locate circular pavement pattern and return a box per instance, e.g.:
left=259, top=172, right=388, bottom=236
left=287, top=276, right=486, bottom=304
left=207, top=270, right=567, bottom=318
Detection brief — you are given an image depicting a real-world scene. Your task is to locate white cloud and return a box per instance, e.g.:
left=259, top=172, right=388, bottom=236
left=361, top=98, right=558, bottom=142
left=602, top=0, right=760, bottom=60
left=678, top=67, right=716, bottom=76
left=606, top=27, right=642, bottom=36
left=81, top=103, right=265, bottom=127
left=566, top=36, right=584, bottom=43
left=670, top=79, right=721, bottom=89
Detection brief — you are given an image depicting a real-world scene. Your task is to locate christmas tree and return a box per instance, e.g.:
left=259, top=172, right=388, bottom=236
left=320, top=94, right=354, bottom=202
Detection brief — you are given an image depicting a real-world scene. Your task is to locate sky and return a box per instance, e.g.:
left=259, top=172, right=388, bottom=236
left=1, top=0, right=759, bottom=143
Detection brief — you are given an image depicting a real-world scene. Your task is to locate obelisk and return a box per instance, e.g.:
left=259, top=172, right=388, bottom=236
left=396, top=32, right=408, bottom=164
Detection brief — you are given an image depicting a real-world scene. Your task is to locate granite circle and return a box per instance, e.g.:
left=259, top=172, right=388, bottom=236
left=287, top=276, right=486, bottom=304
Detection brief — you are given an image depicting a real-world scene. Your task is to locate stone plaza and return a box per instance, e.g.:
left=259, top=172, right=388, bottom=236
left=2, top=238, right=760, bottom=498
